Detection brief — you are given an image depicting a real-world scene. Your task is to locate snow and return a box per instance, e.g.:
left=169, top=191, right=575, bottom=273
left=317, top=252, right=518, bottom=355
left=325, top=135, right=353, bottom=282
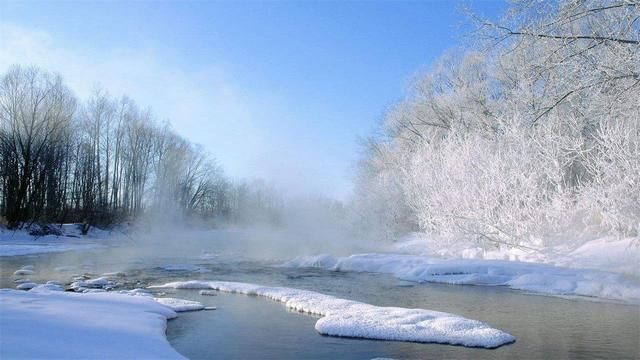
left=70, top=276, right=115, bottom=291
left=0, top=225, right=115, bottom=257
left=553, top=237, right=640, bottom=276
left=15, top=282, right=38, bottom=290
left=29, top=283, right=64, bottom=292
left=83, top=288, right=107, bottom=293
left=84, top=276, right=111, bottom=286
left=153, top=297, right=205, bottom=312
left=118, top=288, right=154, bottom=297
left=150, top=280, right=515, bottom=348
left=284, top=253, right=338, bottom=268
left=390, top=234, right=640, bottom=276
left=0, top=289, right=183, bottom=359
left=283, top=253, right=640, bottom=304
left=13, top=268, right=35, bottom=276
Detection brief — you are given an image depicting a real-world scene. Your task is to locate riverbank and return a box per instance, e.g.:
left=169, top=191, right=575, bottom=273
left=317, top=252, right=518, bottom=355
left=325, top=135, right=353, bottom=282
left=0, top=224, right=121, bottom=257
left=0, top=289, right=183, bottom=359
left=283, top=236, right=640, bottom=304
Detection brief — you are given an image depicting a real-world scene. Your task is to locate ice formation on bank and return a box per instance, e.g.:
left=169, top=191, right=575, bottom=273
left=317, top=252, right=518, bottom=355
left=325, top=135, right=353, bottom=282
left=154, top=297, right=205, bottom=312
left=283, top=253, right=640, bottom=304
left=0, top=289, right=183, bottom=359
left=150, top=280, right=515, bottom=348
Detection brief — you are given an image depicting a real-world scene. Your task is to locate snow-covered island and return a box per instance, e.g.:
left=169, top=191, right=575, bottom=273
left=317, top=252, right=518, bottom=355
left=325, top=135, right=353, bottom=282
left=150, top=280, right=516, bottom=348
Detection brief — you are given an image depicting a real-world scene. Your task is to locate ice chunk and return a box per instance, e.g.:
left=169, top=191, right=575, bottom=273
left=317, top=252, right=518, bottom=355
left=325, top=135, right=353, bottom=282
left=16, top=282, right=38, bottom=290
left=154, top=297, right=205, bottom=312
left=14, top=269, right=35, bottom=276
left=70, top=276, right=113, bottom=291
left=118, top=288, right=153, bottom=297
left=282, top=254, right=338, bottom=269
left=151, top=280, right=515, bottom=348
left=85, top=277, right=110, bottom=286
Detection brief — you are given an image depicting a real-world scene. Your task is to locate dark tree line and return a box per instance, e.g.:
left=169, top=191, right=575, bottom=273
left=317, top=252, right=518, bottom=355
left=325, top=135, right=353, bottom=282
left=0, top=65, right=282, bottom=229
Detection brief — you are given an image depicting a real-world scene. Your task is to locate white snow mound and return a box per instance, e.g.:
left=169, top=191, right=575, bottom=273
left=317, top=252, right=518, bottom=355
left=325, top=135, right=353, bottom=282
left=0, top=289, right=182, bottom=359
left=150, top=280, right=515, bottom=348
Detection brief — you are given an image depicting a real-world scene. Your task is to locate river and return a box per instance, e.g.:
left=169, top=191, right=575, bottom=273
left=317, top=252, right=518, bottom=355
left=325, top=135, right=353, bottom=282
left=1, top=241, right=638, bottom=359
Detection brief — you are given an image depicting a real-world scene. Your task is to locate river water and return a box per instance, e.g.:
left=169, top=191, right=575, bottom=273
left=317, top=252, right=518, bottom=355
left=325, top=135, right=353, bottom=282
left=1, top=242, right=639, bottom=359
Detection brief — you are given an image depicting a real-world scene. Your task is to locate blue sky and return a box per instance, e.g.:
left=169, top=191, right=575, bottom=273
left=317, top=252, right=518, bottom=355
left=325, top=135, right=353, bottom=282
left=0, top=0, right=506, bottom=199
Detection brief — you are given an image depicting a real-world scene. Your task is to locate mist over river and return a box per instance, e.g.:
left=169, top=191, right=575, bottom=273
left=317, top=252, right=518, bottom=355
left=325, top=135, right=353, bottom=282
left=1, top=231, right=638, bottom=360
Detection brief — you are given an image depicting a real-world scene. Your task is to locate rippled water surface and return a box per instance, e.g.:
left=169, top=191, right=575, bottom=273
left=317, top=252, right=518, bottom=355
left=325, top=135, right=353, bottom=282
left=1, top=243, right=639, bottom=359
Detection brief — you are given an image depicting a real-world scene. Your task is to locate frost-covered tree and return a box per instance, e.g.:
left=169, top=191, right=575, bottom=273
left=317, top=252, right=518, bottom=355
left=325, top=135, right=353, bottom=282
left=351, top=0, right=639, bottom=248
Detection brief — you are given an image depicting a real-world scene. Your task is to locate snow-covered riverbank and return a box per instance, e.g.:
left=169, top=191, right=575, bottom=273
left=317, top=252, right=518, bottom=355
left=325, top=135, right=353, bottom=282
left=283, top=252, right=640, bottom=304
left=0, top=224, right=119, bottom=257
left=0, top=289, right=184, bottom=359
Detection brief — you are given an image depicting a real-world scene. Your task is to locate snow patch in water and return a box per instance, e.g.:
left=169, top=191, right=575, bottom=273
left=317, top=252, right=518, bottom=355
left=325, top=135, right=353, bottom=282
left=13, top=269, right=35, bottom=276
left=15, top=282, right=38, bottom=290
left=154, top=297, right=205, bottom=312
left=150, top=280, right=515, bottom=348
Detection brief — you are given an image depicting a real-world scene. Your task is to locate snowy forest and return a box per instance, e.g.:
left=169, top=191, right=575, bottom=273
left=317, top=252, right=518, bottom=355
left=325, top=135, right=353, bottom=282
left=351, top=0, right=639, bottom=249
